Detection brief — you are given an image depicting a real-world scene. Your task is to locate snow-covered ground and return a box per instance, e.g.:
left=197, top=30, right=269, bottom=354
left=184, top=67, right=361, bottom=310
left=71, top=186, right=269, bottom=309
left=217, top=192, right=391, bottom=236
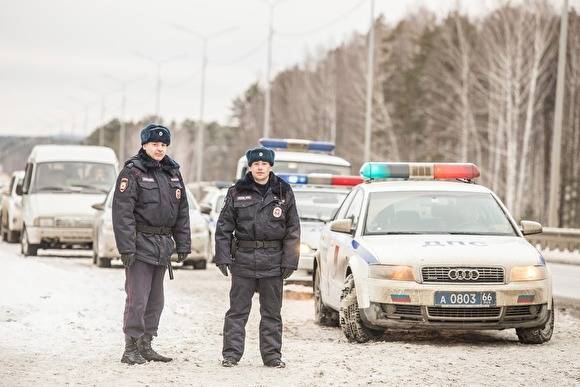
left=1, top=241, right=580, bottom=386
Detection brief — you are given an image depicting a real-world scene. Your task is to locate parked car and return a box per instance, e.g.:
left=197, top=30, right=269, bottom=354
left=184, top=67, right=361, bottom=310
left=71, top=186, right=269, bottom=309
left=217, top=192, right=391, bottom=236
left=1, top=171, right=25, bottom=242
left=19, top=145, right=119, bottom=256
left=200, top=187, right=228, bottom=261
left=92, top=186, right=210, bottom=269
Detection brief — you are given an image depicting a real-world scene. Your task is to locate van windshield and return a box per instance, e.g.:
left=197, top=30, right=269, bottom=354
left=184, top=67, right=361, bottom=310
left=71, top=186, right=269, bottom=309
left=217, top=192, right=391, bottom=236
left=32, top=162, right=116, bottom=194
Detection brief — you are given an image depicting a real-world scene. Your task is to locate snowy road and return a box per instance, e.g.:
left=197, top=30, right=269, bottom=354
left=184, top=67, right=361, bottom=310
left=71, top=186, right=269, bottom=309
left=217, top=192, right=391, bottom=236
left=1, top=241, right=580, bottom=386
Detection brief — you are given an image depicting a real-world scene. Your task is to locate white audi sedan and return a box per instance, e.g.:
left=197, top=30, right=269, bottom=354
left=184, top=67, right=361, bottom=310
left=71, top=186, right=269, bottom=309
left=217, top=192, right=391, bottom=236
left=314, top=162, right=553, bottom=344
left=92, top=186, right=209, bottom=269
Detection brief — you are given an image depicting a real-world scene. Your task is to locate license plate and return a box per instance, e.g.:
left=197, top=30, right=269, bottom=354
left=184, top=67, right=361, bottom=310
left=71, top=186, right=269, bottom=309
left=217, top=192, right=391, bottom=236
left=434, top=291, right=496, bottom=307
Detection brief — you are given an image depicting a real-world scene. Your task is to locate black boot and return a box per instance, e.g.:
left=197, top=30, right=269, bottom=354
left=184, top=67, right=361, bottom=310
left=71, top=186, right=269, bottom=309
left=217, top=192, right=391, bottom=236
left=137, top=334, right=173, bottom=362
left=121, top=336, right=146, bottom=365
left=265, top=359, right=286, bottom=368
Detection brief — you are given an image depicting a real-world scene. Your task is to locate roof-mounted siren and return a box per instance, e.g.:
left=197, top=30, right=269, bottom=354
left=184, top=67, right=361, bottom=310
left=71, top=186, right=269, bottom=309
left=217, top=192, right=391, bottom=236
left=359, top=162, right=480, bottom=181
left=259, top=138, right=335, bottom=154
left=278, top=173, right=363, bottom=187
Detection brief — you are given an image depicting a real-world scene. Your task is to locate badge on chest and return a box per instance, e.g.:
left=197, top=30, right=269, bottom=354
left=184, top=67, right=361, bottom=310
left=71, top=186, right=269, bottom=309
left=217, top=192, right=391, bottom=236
left=273, top=206, right=282, bottom=218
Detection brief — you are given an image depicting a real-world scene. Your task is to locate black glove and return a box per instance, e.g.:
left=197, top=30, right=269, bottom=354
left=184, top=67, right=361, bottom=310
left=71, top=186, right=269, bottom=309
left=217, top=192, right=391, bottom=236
left=217, top=264, right=229, bottom=277
left=121, top=253, right=135, bottom=268
left=282, top=267, right=294, bottom=279
left=177, top=253, right=188, bottom=263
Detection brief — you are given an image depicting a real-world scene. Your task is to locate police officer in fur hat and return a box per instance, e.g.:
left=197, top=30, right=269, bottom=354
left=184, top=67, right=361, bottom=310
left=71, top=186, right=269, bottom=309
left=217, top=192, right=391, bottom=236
left=112, top=123, right=191, bottom=365
left=215, top=146, right=300, bottom=368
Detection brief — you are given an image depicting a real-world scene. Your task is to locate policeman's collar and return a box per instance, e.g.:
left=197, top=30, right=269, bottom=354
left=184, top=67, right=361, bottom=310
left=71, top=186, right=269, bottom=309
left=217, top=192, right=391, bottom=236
left=137, top=149, right=180, bottom=171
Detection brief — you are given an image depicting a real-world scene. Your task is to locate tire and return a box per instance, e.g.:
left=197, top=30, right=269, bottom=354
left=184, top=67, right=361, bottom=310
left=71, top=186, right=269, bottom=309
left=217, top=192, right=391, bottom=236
left=96, top=256, right=111, bottom=268
left=516, top=302, right=555, bottom=344
left=313, top=266, right=339, bottom=326
left=7, top=230, right=19, bottom=243
left=339, top=274, right=383, bottom=343
left=192, top=260, right=207, bottom=270
left=21, top=226, right=39, bottom=256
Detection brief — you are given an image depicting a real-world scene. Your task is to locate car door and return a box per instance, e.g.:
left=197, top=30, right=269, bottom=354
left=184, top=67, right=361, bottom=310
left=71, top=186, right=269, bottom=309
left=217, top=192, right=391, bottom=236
left=319, top=189, right=356, bottom=306
left=328, top=189, right=364, bottom=306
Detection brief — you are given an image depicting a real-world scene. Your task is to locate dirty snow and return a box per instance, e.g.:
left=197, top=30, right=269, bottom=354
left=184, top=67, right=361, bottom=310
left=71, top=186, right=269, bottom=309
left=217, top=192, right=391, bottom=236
left=1, top=241, right=579, bottom=386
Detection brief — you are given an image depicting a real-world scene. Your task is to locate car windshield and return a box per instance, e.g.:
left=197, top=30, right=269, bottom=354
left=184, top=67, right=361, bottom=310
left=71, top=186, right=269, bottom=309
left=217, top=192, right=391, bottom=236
left=273, top=161, right=350, bottom=175
left=364, top=191, right=516, bottom=236
left=295, top=190, right=348, bottom=222
left=32, top=162, right=116, bottom=194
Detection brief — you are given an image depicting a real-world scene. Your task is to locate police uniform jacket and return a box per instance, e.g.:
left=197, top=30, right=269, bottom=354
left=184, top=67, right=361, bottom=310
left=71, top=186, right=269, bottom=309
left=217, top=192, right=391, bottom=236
left=214, top=172, right=300, bottom=278
left=112, top=149, right=191, bottom=266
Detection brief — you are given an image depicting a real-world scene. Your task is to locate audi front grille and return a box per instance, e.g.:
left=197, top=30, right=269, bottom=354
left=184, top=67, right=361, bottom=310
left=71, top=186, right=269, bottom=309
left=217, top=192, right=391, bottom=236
left=421, top=267, right=504, bottom=284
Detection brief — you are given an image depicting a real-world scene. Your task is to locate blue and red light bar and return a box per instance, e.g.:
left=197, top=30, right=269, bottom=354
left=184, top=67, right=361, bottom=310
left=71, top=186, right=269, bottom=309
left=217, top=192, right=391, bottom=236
left=360, top=162, right=480, bottom=180
left=259, top=138, right=335, bottom=153
left=278, top=173, right=363, bottom=187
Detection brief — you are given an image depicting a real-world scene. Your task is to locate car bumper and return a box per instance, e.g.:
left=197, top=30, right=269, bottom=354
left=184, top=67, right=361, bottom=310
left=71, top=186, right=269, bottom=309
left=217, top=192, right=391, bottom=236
left=361, top=278, right=552, bottom=330
left=28, top=226, right=93, bottom=244
left=98, top=229, right=209, bottom=262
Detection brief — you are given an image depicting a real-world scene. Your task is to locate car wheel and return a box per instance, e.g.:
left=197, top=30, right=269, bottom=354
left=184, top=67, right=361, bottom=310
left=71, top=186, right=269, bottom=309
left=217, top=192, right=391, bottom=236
left=193, top=260, right=207, bottom=270
left=21, top=226, right=39, bottom=256
left=516, top=302, right=555, bottom=344
left=313, top=266, right=339, bottom=326
left=96, top=256, right=111, bottom=268
left=339, top=274, right=383, bottom=343
left=7, top=228, right=19, bottom=243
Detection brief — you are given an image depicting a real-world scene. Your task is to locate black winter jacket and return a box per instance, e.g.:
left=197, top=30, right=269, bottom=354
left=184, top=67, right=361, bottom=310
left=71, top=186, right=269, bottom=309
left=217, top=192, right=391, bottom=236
left=214, top=172, right=300, bottom=278
left=112, top=149, right=191, bottom=266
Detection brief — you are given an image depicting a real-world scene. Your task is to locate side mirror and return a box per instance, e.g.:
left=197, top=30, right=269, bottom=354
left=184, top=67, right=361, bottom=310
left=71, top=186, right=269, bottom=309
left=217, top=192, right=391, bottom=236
left=92, top=202, right=105, bottom=211
left=15, top=183, right=23, bottom=196
left=200, top=203, right=212, bottom=215
left=520, top=220, right=542, bottom=236
left=330, top=218, right=354, bottom=234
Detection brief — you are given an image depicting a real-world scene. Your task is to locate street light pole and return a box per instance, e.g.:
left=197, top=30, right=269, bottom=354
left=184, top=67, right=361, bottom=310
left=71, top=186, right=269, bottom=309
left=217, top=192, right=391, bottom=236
left=548, top=0, right=569, bottom=227
left=363, top=0, right=375, bottom=163
left=263, top=1, right=275, bottom=139
left=172, top=24, right=237, bottom=183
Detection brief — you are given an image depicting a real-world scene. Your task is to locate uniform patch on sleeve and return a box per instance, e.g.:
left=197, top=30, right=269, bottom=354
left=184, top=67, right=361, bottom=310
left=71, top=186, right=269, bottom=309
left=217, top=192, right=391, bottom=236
left=236, top=195, right=252, bottom=201
left=119, top=177, right=128, bottom=193
left=176, top=189, right=181, bottom=199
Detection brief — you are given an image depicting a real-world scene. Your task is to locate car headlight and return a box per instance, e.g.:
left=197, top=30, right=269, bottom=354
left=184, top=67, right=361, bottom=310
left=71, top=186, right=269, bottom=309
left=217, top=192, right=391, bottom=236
left=300, top=243, right=314, bottom=255
left=35, top=217, right=54, bottom=227
left=368, top=265, right=415, bottom=281
left=511, top=266, right=546, bottom=282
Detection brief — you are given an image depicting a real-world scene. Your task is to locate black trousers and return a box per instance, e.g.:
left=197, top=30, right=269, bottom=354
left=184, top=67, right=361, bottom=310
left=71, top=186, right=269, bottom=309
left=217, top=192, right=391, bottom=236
left=222, top=275, right=284, bottom=363
left=123, top=260, right=166, bottom=338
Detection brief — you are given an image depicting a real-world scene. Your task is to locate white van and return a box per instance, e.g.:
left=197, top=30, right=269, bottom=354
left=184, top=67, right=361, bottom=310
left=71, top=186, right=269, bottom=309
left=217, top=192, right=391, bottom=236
left=18, top=145, right=119, bottom=256
left=235, top=138, right=352, bottom=179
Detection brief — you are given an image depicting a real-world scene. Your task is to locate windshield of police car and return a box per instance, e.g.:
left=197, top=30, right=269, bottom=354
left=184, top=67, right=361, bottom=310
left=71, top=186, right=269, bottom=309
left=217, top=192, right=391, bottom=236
left=273, top=161, right=350, bottom=176
left=295, top=190, right=348, bottom=222
left=364, top=191, right=516, bottom=236
left=32, top=162, right=116, bottom=194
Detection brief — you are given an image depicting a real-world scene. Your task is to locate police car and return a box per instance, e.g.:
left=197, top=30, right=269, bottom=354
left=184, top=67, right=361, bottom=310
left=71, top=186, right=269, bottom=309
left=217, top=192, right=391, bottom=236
left=235, top=138, right=352, bottom=180
left=277, top=173, right=362, bottom=283
left=314, top=162, right=553, bottom=344
left=91, top=186, right=209, bottom=269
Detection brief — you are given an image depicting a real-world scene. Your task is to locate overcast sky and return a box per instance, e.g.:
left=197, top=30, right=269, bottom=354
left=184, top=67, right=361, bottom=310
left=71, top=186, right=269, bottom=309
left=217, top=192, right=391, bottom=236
left=1, top=0, right=576, bottom=137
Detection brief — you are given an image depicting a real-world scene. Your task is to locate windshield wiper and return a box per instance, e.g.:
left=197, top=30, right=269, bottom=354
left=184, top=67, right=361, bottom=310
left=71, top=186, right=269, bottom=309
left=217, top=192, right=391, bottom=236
left=36, top=186, right=68, bottom=192
left=70, top=184, right=109, bottom=193
left=381, top=231, right=422, bottom=235
left=300, top=216, right=325, bottom=222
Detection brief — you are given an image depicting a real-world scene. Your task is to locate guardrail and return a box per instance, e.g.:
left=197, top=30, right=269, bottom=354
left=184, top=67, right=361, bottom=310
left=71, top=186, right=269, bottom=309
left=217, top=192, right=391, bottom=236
left=526, top=227, right=580, bottom=265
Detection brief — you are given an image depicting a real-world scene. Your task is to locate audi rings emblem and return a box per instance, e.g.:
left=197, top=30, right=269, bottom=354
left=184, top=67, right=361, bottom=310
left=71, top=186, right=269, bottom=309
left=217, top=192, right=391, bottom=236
left=448, top=269, right=480, bottom=281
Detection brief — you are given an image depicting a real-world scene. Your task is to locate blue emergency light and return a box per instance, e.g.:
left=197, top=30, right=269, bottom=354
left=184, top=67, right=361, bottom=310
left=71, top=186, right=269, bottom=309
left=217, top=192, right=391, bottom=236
left=259, top=138, right=335, bottom=153
left=278, top=173, right=362, bottom=186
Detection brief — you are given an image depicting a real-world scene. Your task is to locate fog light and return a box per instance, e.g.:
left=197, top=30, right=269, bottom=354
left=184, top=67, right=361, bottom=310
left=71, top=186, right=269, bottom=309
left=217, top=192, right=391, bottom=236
left=529, top=305, right=540, bottom=315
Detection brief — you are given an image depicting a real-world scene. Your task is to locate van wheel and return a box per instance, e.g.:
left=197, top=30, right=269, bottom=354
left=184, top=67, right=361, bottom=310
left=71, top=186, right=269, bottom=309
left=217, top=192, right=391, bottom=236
left=96, top=256, right=111, bottom=268
left=516, top=302, right=555, bottom=344
left=339, top=274, right=383, bottom=343
left=7, top=229, right=20, bottom=243
left=193, top=260, right=207, bottom=270
left=314, top=267, right=339, bottom=326
left=21, top=226, right=39, bottom=256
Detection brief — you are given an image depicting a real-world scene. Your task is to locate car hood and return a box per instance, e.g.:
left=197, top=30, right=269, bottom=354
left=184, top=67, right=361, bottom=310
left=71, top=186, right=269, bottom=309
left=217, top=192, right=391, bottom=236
left=301, top=220, right=326, bottom=249
left=28, top=193, right=106, bottom=217
left=358, top=235, right=544, bottom=267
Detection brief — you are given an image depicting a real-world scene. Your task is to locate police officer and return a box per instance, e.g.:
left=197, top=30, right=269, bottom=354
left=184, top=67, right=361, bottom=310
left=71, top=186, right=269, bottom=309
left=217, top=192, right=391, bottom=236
left=215, top=147, right=300, bottom=368
left=113, top=123, right=191, bottom=365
